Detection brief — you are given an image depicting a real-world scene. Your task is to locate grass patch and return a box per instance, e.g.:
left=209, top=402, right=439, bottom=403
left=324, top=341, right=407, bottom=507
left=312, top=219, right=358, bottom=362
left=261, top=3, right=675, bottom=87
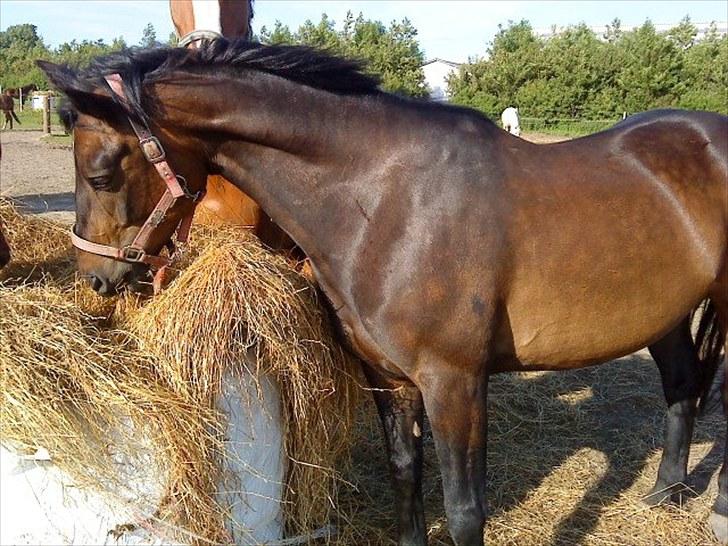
left=520, top=117, right=620, bottom=137
left=14, top=107, right=45, bottom=129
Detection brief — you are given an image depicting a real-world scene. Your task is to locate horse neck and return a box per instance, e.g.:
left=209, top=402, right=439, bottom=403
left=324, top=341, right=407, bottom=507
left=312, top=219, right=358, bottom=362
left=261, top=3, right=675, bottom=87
left=155, top=74, right=405, bottom=265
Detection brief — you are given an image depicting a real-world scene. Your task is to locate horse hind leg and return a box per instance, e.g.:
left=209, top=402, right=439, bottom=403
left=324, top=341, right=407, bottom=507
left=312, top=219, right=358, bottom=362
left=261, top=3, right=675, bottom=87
left=708, top=292, right=728, bottom=545
left=645, top=317, right=701, bottom=505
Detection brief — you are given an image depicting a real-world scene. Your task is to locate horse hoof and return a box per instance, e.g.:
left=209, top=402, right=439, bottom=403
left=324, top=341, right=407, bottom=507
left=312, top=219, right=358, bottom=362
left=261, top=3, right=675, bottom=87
left=710, top=512, right=728, bottom=545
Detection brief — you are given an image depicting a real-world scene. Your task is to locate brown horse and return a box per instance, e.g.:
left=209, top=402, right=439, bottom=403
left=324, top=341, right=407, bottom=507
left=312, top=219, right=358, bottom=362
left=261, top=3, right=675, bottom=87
left=1, top=90, right=21, bottom=130
left=38, top=42, right=727, bottom=545
left=168, top=0, right=294, bottom=250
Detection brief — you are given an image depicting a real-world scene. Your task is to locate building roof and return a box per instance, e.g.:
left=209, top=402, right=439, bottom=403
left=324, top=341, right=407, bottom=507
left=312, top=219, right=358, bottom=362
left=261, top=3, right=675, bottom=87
left=422, top=58, right=462, bottom=68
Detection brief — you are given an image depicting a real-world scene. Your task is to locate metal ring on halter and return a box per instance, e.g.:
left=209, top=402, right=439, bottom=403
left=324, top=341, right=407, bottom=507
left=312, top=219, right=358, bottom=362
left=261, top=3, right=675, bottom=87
left=176, top=175, right=205, bottom=202
left=178, top=30, right=224, bottom=48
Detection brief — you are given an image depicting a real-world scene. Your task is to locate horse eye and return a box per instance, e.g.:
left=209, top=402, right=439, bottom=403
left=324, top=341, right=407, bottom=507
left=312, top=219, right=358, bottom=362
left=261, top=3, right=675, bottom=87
left=87, top=175, right=113, bottom=190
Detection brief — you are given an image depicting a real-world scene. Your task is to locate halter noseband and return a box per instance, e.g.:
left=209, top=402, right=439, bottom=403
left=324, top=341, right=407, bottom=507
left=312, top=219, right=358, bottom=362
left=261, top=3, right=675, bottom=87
left=70, top=73, right=205, bottom=293
left=178, top=29, right=224, bottom=48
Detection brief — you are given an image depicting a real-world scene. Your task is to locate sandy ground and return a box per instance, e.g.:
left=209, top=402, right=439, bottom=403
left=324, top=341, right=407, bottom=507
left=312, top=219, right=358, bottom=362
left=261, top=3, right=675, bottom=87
left=0, top=130, right=75, bottom=224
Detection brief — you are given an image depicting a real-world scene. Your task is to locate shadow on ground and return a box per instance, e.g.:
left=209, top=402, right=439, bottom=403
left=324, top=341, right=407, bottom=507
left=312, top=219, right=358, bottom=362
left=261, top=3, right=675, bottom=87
left=340, top=353, right=725, bottom=545
left=9, top=192, right=75, bottom=214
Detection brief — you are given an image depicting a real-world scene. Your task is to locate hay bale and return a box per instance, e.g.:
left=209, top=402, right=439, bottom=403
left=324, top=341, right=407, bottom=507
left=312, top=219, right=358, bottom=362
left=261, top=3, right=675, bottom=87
left=0, top=197, right=73, bottom=284
left=123, top=224, right=360, bottom=536
left=0, top=203, right=361, bottom=544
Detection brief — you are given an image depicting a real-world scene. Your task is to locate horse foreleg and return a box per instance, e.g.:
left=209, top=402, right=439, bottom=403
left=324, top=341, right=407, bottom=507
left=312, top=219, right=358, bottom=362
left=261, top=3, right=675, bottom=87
left=363, top=364, right=426, bottom=546
left=420, top=366, right=487, bottom=546
left=645, top=318, right=700, bottom=505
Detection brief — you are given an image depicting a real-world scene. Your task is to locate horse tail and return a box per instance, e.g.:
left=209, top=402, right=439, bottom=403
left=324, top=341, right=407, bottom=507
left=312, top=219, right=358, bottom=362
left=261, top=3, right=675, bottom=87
left=11, top=111, right=20, bottom=124
left=693, top=299, right=726, bottom=412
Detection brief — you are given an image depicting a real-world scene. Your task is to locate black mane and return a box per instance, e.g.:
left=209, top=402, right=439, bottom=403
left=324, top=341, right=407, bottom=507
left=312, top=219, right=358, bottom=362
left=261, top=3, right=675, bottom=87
left=52, top=40, right=381, bottom=127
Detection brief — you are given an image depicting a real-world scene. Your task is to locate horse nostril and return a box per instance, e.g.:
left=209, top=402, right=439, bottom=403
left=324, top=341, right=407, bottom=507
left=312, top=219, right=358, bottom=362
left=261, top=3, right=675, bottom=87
left=88, top=275, right=103, bottom=292
left=88, top=274, right=118, bottom=296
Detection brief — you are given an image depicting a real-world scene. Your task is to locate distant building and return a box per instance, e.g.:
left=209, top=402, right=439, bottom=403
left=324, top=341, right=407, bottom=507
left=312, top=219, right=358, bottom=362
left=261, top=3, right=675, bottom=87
left=422, top=58, right=462, bottom=102
left=535, top=21, right=728, bottom=41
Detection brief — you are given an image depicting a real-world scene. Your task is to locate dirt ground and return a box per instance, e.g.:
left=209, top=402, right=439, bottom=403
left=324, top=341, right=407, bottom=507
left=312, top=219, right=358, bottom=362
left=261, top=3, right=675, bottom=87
left=0, top=130, right=74, bottom=224
left=1, top=126, right=725, bottom=545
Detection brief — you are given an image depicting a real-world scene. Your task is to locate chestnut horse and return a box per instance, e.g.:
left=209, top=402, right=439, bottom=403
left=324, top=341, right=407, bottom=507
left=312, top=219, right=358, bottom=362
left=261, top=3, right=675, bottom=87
left=38, top=42, right=727, bottom=545
left=168, top=0, right=294, bottom=250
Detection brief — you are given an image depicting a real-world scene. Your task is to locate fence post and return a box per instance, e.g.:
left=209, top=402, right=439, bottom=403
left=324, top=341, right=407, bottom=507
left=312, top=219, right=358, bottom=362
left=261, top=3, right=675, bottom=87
left=42, top=95, right=51, bottom=134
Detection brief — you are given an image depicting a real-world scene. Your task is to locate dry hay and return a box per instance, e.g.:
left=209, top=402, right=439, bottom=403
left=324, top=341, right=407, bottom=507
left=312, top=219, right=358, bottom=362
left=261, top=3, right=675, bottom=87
left=338, top=359, right=725, bottom=545
left=123, top=224, right=361, bottom=535
left=1, top=199, right=725, bottom=545
left=0, top=197, right=74, bottom=283
left=0, top=200, right=360, bottom=544
left=0, top=284, right=229, bottom=543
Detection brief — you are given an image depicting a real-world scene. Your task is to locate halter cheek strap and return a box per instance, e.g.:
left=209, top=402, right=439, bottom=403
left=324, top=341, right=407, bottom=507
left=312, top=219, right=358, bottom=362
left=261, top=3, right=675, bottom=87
left=70, top=73, right=205, bottom=293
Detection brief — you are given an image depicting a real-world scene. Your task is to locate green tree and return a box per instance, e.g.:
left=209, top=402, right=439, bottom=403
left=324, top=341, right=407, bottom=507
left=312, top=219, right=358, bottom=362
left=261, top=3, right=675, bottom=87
left=54, top=38, right=125, bottom=69
left=259, top=20, right=295, bottom=45
left=678, top=23, right=728, bottom=112
left=449, top=20, right=542, bottom=117
left=616, top=20, right=685, bottom=111
left=295, top=14, right=342, bottom=50
left=0, top=24, right=51, bottom=89
left=668, top=16, right=698, bottom=50
left=140, top=23, right=157, bottom=48
left=258, top=12, right=427, bottom=97
left=530, top=24, right=607, bottom=117
left=603, top=18, right=623, bottom=44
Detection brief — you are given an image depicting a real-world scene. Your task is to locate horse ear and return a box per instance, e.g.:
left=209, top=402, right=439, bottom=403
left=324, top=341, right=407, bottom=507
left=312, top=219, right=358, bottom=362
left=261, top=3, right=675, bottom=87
left=36, top=60, right=115, bottom=113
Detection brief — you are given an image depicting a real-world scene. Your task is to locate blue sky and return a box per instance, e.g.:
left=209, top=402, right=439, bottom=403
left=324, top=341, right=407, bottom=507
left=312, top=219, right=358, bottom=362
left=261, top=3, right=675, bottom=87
left=2, top=1, right=726, bottom=62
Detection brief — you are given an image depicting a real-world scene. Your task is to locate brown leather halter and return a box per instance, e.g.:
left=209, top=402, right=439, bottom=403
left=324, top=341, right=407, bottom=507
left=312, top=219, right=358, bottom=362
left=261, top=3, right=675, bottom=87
left=70, top=73, right=205, bottom=292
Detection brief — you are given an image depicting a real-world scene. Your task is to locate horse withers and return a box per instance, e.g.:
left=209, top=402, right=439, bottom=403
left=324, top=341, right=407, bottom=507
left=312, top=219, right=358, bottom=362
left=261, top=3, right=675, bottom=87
left=39, top=42, right=727, bottom=546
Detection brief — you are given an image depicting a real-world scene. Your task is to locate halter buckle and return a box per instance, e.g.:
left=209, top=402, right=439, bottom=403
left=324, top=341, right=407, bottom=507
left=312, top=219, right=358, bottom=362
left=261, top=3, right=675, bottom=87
left=121, top=246, right=146, bottom=263
left=139, top=137, right=166, bottom=163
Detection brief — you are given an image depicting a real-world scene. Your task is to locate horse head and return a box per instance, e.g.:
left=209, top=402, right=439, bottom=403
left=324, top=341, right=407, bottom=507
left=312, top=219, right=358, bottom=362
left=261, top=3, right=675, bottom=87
left=37, top=60, right=208, bottom=295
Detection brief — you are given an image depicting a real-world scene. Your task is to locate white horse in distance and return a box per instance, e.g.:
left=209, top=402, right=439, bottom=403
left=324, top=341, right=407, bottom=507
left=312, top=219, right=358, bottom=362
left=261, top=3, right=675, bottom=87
left=501, top=107, right=521, bottom=137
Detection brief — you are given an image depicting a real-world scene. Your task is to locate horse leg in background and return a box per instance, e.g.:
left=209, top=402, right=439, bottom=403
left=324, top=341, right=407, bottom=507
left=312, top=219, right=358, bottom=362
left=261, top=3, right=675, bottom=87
left=363, top=365, right=427, bottom=546
left=709, top=296, right=728, bottom=545
left=712, top=374, right=728, bottom=545
left=2, top=112, right=8, bottom=130
left=420, top=365, right=488, bottom=546
left=645, top=317, right=701, bottom=505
